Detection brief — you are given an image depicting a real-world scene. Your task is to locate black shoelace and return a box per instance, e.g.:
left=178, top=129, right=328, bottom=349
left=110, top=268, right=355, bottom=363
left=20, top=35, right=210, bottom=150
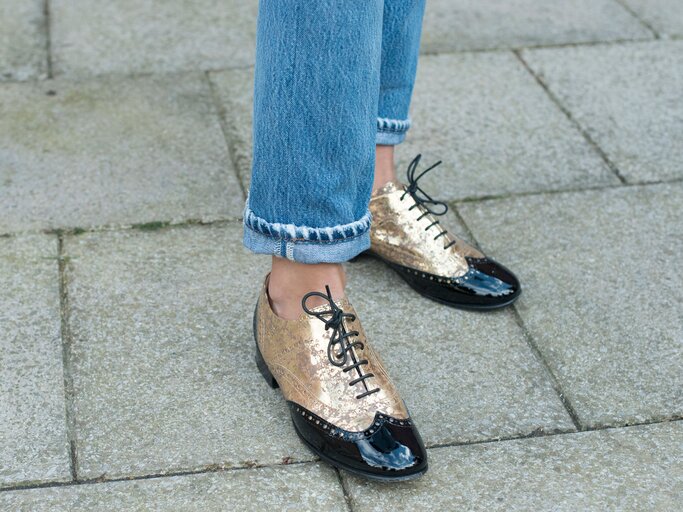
left=302, top=285, right=380, bottom=400
left=400, top=154, right=456, bottom=250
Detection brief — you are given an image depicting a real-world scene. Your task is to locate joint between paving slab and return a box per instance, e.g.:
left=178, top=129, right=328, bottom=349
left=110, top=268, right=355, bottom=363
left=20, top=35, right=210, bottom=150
left=509, top=307, right=583, bottom=430
left=0, top=216, right=243, bottom=240
left=205, top=71, right=248, bottom=200
left=613, top=0, right=661, bottom=39
left=513, top=50, right=629, bottom=185
left=334, top=468, right=355, bottom=512
left=0, top=35, right=663, bottom=87
left=448, top=203, right=583, bottom=430
left=57, top=235, right=78, bottom=481
left=419, top=34, right=658, bottom=58
left=42, top=0, right=53, bottom=78
left=2, top=176, right=682, bottom=240
left=3, top=417, right=680, bottom=494
left=451, top=176, right=683, bottom=206
left=427, top=416, right=683, bottom=451
left=0, top=459, right=316, bottom=494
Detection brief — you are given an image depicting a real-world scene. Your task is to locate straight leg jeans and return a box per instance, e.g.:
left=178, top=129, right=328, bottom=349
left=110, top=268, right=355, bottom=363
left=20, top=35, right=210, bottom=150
left=243, top=0, right=426, bottom=263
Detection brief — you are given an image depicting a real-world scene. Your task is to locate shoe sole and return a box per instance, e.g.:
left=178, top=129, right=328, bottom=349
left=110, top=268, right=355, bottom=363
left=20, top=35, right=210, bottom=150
left=350, top=251, right=521, bottom=311
left=253, top=303, right=428, bottom=482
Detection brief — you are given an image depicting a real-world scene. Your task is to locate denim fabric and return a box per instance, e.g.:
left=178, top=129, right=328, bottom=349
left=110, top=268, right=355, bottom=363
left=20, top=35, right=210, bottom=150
left=377, top=0, right=426, bottom=145
left=244, top=0, right=425, bottom=263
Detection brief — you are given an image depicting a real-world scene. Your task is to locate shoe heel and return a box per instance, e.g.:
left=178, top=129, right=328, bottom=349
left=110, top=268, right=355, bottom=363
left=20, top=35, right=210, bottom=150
left=255, top=345, right=279, bottom=389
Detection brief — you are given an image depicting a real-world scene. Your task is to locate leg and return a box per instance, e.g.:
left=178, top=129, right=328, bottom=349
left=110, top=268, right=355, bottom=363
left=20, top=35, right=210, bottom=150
left=366, top=0, right=521, bottom=309
left=245, top=0, right=384, bottom=318
left=374, top=0, right=426, bottom=190
left=248, top=2, right=429, bottom=481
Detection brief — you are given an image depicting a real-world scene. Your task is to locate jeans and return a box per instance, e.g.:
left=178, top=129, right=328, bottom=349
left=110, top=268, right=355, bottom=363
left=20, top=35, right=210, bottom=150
left=243, top=0, right=426, bottom=263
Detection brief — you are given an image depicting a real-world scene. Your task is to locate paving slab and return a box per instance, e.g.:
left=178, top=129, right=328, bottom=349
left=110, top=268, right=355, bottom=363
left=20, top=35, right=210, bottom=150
left=0, top=462, right=347, bottom=511
left=0, top=235, right=70, bottom=487
left=63, top=224, right=312, bottom=480
left=0, top=0, right=47, bottom=81
left=51, top=0, right=258, bottom=77
left=523, top=40, right=683, bottom=183
left=211, top=53, right=618, bottom=199
left=459, top=183, right=683, bottom=428
left=345, top=421, right=683, bottom=511
left=345, top=219, right=575, bottom=446
left=400, top=52, right=618, bottom=200
left=620, top=0, right=683, bottom=37
left=0, top=74, right=242, bottom=234
left=208, top=68, right=254, bottom=190
left=420, top=0, right=651, bottom=53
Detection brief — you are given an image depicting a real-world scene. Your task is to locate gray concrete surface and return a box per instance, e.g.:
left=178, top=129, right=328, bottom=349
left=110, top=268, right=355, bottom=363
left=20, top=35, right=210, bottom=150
left=0, top=73, right=242, bottom=234
left=459, top=183, right=683, bottom=428
left=0, top=0, right=681, bottom=508
left=0, top=235, right=70, bottom=487
left=523, top=40, right=683, bottom=183
left=63, top=225, right=311, bottom=480
left=345, top=421, right=683, bottom=512
left=420, top=0, right=653, bottom=52
left=50, top=0, right=259, bottom=77
left=0, top=462, right=347, bottom=512
left=0, top=0, right=47, bottom=81
left=620, top=0, right=683, bottom=37
left=346, top=255, right=575, bottom=445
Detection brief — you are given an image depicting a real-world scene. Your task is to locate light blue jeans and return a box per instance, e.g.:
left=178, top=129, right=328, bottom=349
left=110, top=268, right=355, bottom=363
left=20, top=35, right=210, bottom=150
left=243, top=0, right=425, bottom=263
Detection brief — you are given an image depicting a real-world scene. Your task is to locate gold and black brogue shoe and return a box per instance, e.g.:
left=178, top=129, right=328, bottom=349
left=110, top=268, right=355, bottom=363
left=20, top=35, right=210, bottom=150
left=253, top=276, right=427, bottom=481
left=366, top=154, right=521, bottom=310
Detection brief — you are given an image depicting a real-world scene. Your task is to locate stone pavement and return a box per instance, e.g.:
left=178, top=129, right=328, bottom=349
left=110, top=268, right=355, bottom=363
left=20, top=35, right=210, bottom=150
left=1, top=1, right=682, bottom=510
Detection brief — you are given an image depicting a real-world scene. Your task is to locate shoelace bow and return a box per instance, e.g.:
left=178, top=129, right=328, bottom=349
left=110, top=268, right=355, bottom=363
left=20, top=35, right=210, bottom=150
left=400, top=154, right=456, bottom=250
left=301, top=285, right=380, bottom=399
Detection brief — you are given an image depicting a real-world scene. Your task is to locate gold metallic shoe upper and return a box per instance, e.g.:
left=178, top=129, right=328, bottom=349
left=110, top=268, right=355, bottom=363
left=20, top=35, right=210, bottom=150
left=255, top=277, right=409, bottom=432
left=369, top=180, right=484, bottom=278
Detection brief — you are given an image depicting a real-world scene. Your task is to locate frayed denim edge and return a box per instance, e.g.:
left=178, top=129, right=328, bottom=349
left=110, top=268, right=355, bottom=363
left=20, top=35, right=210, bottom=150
left=243, top=197, right=372, bottom=242
left=376, top=116, right=410, bottom=146
left=243, top=224, right=370, bottom=263
left=377, top=116, right=411, bottom=133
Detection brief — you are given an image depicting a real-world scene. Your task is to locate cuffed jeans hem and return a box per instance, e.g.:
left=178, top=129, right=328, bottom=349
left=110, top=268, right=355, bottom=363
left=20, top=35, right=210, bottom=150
left=243, top=225, right=370, bottom=263
left=376, top=116, right=411, bottom=146
left=376, top=130, right=407, bottom=145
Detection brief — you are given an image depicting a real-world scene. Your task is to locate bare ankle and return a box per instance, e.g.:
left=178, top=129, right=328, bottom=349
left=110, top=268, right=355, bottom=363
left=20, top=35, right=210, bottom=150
left=268, top=257, right=346, bottom=320
left=373, top=144, right=398, bottom=192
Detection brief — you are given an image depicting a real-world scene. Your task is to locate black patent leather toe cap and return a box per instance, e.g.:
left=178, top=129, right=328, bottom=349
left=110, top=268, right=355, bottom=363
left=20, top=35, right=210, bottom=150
left=385, top=256, right=521, bottom=310
left=288, top=402, right=428, bottom=481
left=461, top=257, right=521, bottom=305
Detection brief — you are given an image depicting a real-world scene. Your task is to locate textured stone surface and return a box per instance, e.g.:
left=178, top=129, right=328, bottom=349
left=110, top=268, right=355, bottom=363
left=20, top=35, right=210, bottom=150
left=212, top=53, right=618, bottom=199
left=346, top=421, right=683, bottom=511
left=345, top=227, right=575, bottom=446
left=421, top=0, right=651, bottom=53
left=63, top=224, right=312, bottom=479
left=0, top=74, right=242, bottom=234
left=620, top=0, right=683, bottom=37
left=0, top=463, right=347, bottom=511
left=400, top=52, right=618, bottom=200
left=523, top=41, right=683, bottom=183
left=51, top=0, right=258, bottom=77
left=0, top=235, right=70, bottom=487
left=459, top=183, right=683, bottom=427
left=208, top=68, right=254, bottom=190
left=0, top=0, right=47, bottom=81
